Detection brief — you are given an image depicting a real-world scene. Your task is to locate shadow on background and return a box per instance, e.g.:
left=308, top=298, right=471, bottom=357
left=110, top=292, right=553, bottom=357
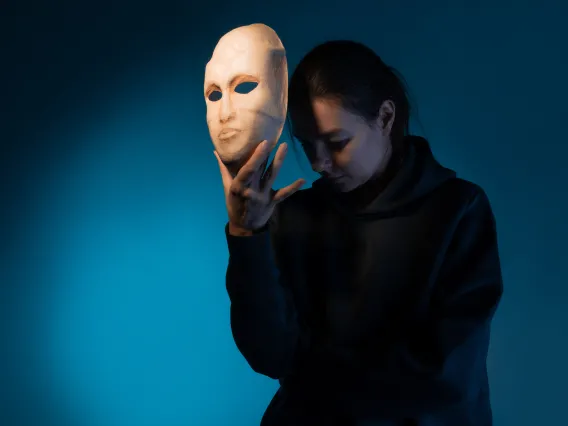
left=2, top=1, right=567, bottom=425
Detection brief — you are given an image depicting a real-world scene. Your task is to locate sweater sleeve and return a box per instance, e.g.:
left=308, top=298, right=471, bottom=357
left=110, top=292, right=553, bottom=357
left=224, top=207, right=307, bottom=379
left=349, top=187, right=504, bottom=419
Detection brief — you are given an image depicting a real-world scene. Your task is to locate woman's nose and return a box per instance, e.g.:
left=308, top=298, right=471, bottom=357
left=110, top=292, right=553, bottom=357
left=312, top=142, right=332, bottom=173
left=313, top=159, right=331, bottom=173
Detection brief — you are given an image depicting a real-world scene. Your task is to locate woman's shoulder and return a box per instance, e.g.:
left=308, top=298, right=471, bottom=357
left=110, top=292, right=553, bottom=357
left=435, top=177, right=495, bottom=223
left=439, top=177, right=485, bottom=200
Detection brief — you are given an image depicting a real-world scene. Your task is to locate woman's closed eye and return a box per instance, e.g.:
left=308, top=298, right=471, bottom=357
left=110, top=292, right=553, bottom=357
left=297, top=138, right=350, bottom=155
left=327, top=138, right=351, bottom=151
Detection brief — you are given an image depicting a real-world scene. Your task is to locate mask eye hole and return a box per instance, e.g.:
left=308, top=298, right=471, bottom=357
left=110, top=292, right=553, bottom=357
left=208, top=90, right=222, bottom=102
left=235, top=81, right=258, bottom=94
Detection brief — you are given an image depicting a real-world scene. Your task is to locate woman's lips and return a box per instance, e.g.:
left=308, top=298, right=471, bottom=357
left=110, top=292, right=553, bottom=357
left=218, top=128, right=241, bottom=140
left=323, top=174, right=344, bottom=182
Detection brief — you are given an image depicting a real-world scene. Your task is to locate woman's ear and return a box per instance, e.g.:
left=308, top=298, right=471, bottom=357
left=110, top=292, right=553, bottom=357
left=376, top=100, right=396, bottom=136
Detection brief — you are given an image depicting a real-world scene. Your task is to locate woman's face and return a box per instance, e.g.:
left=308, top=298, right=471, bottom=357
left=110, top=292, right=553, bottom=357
left=292, top=98, right=395, bottom=192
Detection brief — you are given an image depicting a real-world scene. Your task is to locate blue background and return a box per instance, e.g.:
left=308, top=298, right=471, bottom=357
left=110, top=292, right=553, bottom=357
left=2, top=1, right=566, bottom=425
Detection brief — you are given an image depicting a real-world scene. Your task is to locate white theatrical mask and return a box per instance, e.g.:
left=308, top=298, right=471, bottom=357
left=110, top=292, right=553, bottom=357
left=204, top=24, right=288, bottom=172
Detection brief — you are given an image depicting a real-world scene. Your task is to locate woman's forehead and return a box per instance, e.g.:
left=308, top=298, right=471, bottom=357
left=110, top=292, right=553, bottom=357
left=292, top=101, right=359, bottom=137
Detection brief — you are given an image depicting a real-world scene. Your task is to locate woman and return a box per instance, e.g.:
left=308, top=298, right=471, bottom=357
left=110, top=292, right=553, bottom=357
left=214, top=40, right=503, bottom=425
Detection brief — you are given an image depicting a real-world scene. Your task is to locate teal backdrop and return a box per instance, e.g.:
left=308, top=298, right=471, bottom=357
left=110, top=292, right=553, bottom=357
left=2, top=1, right=566, bottom=425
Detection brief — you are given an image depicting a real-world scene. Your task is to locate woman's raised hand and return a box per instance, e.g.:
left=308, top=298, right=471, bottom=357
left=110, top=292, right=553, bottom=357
left=214, top=140, right=305, bottom=235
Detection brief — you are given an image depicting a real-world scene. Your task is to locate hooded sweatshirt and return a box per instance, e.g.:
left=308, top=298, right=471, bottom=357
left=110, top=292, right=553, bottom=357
left=224, top=136, right=503, bottom=426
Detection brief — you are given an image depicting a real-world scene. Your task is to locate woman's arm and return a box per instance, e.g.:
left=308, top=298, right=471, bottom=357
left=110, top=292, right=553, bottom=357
left=224, top=206, right=306, bottom=379
left=350, top=187, right=503, bottom=418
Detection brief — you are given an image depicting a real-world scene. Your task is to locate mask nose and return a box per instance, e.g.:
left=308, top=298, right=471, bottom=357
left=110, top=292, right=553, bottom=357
left=219, top=94, right=235, bottom=123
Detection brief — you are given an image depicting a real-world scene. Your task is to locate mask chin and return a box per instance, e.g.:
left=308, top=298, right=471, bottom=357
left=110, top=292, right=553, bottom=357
left=221, top=144, right=257, bottom=176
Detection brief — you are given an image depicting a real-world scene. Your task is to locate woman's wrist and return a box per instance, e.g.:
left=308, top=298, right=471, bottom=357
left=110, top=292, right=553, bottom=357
left=228, top=222, right=254, bottom=237
left=228, top=221, right=269, bottom=236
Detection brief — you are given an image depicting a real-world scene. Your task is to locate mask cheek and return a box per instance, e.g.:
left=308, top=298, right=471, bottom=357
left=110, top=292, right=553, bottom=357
left=206, top=108, right=220, bottom=135
left=241, top=85, right=284, bottom=119
left=226, top=81, right=282, bottom=136
left=234, top=89, right=269, bottom=113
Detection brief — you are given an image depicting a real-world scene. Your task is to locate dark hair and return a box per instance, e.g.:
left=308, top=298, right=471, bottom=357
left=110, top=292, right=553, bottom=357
left=287, top=40, right=412, bottom=157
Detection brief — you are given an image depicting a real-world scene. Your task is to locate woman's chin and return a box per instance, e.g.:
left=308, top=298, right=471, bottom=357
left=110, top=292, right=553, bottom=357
left=327, top=177, right=355, bottom=192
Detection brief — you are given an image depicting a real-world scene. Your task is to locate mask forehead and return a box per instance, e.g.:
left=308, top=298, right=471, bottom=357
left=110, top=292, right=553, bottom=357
left=205, top=30, right=272, bottom=89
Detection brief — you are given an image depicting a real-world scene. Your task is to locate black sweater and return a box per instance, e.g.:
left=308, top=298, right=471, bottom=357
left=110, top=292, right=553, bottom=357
left=224, top=136, right=503, bottom=425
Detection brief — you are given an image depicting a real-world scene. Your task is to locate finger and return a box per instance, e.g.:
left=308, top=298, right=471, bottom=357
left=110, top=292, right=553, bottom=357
left=229, top=180, right=245, bottom=197
left=273, top=178, right=306, bottom=204
left=241, top=141, right=271, bottom=184
left=251, top=155, right=270, bottom=192
left=264, top=143, right=288, bottom=192
left=235, top=140, right=271, bottom=184
left=259, top=156, right=275, bottom=191
left=214, top=151, right=233, bottom=195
